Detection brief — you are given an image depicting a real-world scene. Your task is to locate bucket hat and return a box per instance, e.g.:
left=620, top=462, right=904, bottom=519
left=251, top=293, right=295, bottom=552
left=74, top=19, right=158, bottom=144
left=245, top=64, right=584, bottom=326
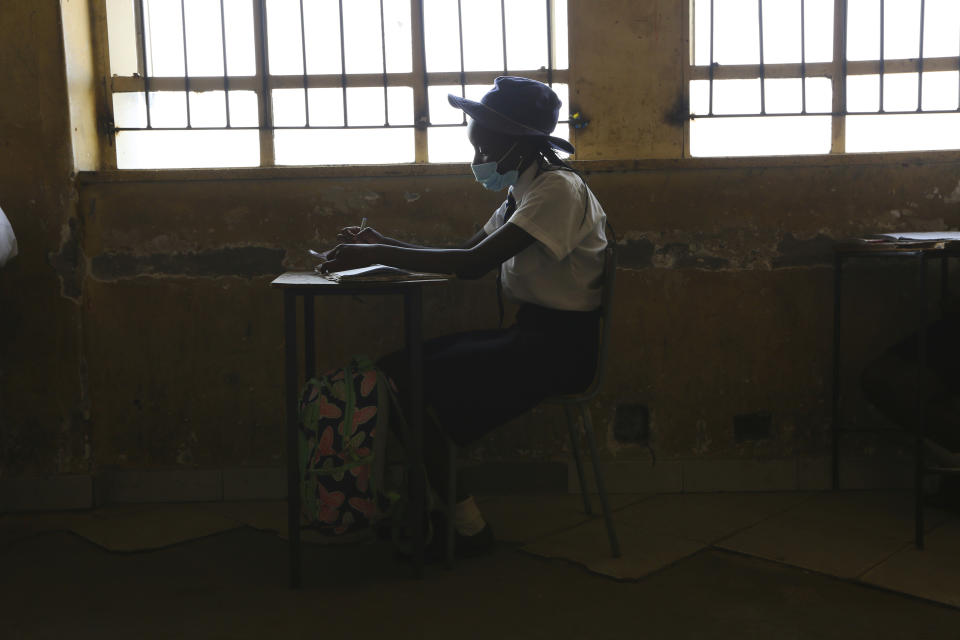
left=447, top=76, right=575, bottom=154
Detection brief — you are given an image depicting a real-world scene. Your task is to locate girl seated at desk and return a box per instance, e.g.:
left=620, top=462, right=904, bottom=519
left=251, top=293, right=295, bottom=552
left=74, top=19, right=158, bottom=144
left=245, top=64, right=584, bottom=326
left=319, top=76, right=609, bottom=557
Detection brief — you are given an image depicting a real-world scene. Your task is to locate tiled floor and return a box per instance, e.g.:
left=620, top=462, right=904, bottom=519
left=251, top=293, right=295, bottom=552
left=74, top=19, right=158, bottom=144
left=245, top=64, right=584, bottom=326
left=1, top=490, right=958, bottom=638
left=526, top=491, right=959, bottom=608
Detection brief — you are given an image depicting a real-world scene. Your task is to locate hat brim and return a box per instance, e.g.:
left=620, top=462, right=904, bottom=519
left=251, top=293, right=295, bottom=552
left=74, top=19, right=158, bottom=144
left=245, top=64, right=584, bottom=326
left=447, top=94, right=575, bottom=154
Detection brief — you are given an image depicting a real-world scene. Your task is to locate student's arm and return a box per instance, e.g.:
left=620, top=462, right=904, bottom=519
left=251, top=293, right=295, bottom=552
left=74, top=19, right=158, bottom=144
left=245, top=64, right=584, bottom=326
left=320, top=222, right=532, bottom=279
left=461, top=228, right=488, bottom=249
left=338, top=226, right=487, bottom=250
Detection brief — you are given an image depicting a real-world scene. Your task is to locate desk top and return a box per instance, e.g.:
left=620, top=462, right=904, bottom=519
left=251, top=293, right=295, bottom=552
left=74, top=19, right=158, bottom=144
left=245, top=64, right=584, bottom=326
left=836, top=233, right=960, bottom=257
left=271, top=271, right=451, bottom=290
left=835, top=241, right=960, bottom=258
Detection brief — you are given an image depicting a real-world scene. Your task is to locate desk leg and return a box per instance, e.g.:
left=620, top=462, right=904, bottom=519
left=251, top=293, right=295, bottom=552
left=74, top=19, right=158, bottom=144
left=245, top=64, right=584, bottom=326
left=831, top=253, right=843, bottom=491
left=404, top=287, right=425, bottom=577
left=941, top=257, right=950, bottom=314
left=284, top=291, right=302, bottom=588
left=304, top=294, right=315, bottom=380
left=915, top=255, right=927, bottom=550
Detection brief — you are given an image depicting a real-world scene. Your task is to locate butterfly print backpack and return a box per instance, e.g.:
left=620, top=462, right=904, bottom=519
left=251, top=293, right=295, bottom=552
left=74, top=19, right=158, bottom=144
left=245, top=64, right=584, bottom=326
left=298, top=355, right=399, bottom=537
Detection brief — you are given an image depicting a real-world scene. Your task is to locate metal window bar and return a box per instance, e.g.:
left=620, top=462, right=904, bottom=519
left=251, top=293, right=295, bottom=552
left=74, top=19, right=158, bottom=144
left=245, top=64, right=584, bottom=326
left=458, top=0, right=467, bottom=124
left=415, top=0, right=430, bottom=131
left=111, top=1, right=569, bottom=144
left=801, top=0, right=807, bottom=114
left=546, top=0, right=554, bottom=86
left=709, top=0, right=715, bottom=116
left=338, top=0, right=348, bottom=127
left=299, top=0, right=310, bottom=127
left=258, top=0, right=273, bottom=132
left=137, top=0, right=152, bottom=129
left=180, top=0, right=192, bottom=127
left=758, top=0, right=765, bottom=115
left=690, top=0, right=960, bottom=120
left=500, top=0, right=508, bottom=74
left=380, top=0, right=389, bottom=126
left=880, top=0, right=885, bottom=112
left=917, top=0, right=925, bottom=112
left=219, top=0, right=231, bottom=127
left=421, top=4, right=568, bottom=131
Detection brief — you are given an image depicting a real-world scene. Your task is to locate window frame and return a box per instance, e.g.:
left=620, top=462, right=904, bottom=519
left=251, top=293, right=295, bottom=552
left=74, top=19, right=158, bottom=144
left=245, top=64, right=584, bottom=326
left=684, top=0, right=960, bottom=157
left=90, top=0, right=570, bottom=170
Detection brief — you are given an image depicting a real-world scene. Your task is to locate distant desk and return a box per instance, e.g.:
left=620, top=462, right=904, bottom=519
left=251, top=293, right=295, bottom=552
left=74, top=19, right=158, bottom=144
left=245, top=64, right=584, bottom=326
left=832, top=241, right=960, bottom=549
left=271, top=271, right=450, bottom=586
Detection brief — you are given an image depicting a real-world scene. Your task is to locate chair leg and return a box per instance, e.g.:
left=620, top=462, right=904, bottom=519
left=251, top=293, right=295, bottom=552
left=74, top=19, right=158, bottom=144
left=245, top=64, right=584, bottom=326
left=446, top=439, right=456, bottom=569
left=580, top=404, right=621, bottom=558
left=564, top=404, right=592, bottom=516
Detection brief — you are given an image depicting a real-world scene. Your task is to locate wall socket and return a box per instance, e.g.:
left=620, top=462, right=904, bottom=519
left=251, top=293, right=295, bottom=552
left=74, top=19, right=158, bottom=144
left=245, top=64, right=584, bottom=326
left=613, top=403, right=649, bottom=444
left=733, top=412, right=773, bottom=442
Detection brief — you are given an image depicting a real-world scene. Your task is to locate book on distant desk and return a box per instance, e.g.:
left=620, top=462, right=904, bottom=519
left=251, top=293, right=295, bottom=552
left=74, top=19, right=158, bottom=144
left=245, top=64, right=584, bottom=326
left=314, top=263, right=452, bottom=283
left=843, top=232, right=960, bottom=250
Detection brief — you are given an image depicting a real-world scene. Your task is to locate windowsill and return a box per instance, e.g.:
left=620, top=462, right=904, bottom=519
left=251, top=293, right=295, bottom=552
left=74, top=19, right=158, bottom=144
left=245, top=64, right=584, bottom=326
left=76, top=150, right=960, bottom=184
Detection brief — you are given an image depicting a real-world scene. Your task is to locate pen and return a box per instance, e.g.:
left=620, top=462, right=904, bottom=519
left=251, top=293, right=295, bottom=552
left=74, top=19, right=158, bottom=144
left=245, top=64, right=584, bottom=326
left=360, top=217, right=368, bottom=232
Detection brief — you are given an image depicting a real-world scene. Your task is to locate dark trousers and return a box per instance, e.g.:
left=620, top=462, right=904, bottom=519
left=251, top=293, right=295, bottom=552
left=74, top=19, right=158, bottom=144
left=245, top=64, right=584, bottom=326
left=379, top=303, right=600, bottom=502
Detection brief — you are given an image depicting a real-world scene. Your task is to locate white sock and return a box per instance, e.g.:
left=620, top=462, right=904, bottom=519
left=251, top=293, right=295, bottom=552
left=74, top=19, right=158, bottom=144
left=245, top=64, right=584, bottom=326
left=453, top=496, right=486, bottom=536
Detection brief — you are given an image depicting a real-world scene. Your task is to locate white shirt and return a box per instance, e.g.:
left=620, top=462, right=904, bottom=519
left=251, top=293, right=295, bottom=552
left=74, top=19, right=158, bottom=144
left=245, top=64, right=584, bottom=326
left=483, top=163, right=607, bottom=312
left=0, top=205, right=17, bottom=268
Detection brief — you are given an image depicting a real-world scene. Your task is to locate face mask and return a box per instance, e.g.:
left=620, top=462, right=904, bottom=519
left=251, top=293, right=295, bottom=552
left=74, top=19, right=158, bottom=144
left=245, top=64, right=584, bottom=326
left=471, top=143, right=520, bottom=191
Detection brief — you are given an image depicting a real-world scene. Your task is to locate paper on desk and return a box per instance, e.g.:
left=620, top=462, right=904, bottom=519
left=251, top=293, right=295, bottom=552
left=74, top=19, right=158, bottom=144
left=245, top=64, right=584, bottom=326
left=315, top=264, right=450, bottom=282
left=868, top=232, right=960, bottom=241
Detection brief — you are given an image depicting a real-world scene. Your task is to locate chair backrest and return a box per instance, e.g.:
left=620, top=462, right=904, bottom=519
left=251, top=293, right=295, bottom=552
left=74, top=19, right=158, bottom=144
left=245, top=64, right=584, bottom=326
left=588, top=240, right=617, bottom=399
left=550, top=238, right=616, bottom=404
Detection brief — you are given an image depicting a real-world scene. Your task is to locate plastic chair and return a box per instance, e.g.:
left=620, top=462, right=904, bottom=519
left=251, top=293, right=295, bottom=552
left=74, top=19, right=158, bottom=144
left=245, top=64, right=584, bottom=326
left=442, top=240, right=621, bottom=566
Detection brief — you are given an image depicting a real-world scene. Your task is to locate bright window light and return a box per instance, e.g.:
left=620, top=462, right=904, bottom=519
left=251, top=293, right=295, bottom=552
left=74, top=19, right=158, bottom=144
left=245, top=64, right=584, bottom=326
left=106, top=0, right=568, bottom=168
left=691, top=0, right=960, bottom=156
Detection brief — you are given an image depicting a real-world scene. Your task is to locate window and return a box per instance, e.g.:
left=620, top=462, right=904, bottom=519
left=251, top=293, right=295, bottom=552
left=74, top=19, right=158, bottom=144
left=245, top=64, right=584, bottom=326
left=98, top=0, right=569, bottom=169
left=688, top=0, right=960, bottom=156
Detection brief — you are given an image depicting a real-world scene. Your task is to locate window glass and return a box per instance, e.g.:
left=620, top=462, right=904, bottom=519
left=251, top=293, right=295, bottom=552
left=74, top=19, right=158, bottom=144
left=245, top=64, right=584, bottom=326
left=275, top=128, right=414, bottom=164
left=883, top=0, right=922, bottom=60
left=504, top=0, right=548, bottom=71
left=921, top=71, right=960, bottom=111
left=106, top=0, right=139, bottom=77
left=223, top=0, right=256, bottom=75
left=847, top=113, right=960, bottom=152
left=306, top=88, right=345, bottom=127
left=266, top=0, right=304, bottom=75
left=188, top=90, right=228, bottom=127
left=102, top=0, right=566, bottom=167
left=117, top=130, right=260, bottom=168
left=923, top=0, right=960, bottom=58
left=691, top=116, right=831, bottom=157
left=713, top=0, right=760, bottom=65
left=303, top=0, right=343, bottom=75
left=183, top=0, right=225, bottom=77
left=143, top=0, right=187, bottom=76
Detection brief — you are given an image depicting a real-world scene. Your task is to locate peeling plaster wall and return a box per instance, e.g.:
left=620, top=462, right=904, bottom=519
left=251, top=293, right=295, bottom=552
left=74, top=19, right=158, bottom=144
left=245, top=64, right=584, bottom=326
left=0, top=2, right=86, bottom=477
left=3, top=0, right=960, bottom=482
left=75, top=161, right=960, bottom=470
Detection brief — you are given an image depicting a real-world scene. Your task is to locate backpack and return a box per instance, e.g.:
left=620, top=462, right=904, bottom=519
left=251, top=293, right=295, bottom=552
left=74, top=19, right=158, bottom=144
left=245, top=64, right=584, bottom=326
left=298, top=355, right=397, bottom=537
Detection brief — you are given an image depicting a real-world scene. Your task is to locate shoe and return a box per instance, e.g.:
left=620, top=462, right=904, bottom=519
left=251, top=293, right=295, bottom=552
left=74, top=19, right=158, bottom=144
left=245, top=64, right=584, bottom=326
left=426, top=510, right=496, bottom=559
left=452, top=523, right=495, bottom=558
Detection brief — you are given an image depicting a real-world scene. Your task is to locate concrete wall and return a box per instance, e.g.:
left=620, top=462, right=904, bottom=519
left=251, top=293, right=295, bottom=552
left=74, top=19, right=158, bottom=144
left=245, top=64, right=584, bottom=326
left=2, top=1, right=959, bottom=506
left=0, top=0, right=85, bottom=478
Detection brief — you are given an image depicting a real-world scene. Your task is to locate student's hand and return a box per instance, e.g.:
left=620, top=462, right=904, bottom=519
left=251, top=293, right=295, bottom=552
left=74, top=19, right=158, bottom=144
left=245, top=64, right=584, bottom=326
left=317, top=243, right=378, bottom=273
left=337, top=226, right=384, bottom=245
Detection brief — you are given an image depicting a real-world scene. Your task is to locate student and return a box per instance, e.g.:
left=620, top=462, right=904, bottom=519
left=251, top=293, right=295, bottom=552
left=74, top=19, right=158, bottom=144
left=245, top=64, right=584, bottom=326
left=320, top=76, right=609, bottom=556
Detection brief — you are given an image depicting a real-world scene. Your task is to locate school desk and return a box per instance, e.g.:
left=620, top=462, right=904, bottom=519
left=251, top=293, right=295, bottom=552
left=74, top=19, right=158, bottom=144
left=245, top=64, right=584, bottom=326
left=272, top=271, right=450, bottom=586
left=833, top=239, right=960, bottom=549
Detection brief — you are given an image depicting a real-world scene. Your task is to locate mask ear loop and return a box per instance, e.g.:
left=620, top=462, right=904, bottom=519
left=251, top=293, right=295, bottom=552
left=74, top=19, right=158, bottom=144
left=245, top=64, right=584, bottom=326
left=495, top=141, right=520, bottom=174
